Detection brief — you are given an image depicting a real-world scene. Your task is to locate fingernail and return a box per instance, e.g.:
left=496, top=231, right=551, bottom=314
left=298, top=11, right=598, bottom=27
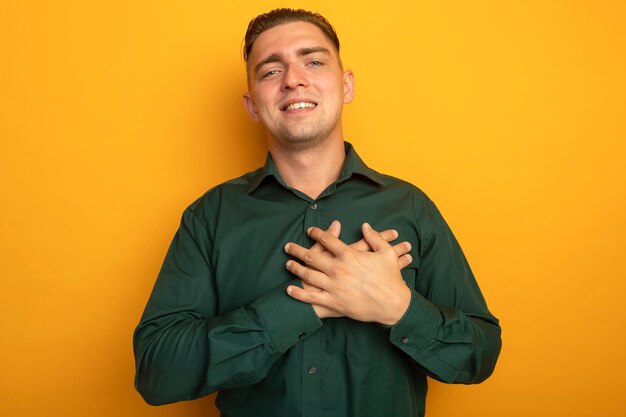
left=363, top=222, right=371, bottom=230
left=284, top=243, right=291, bottom=252
left=392, top=230, right=398, bottom=238
left=307, top=227, right=314, bottom=234
left=286, top=261, right=292, bottom=270
left=406, top=242, right=412, bottom=251
left=331, top=220, right=339, bottom=228
left=286, top=286, right=294, bottom=295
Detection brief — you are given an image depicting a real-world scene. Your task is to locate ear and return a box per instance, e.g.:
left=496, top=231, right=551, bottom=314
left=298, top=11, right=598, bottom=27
left=342, top=70, right=355, bottom=104
left=243, top=92, right=261, bottom=123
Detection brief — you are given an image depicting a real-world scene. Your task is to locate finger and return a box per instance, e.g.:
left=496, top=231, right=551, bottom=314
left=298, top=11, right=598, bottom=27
left=302, top=280, right=324, bottom=292
left=284, top=240, right=332, bottom=270
left=287, top=285, right=344, bottom=319
left=307, top=226, right=350, bottom=256
left=398, top=253, right=413, bottom=270
left=310, top=221, right=341, bottom=254
left=350, top=229, right=398, bottom=252
left=380, top=229, right=399, bottom=243
left=286, top=260, right=331, bottom=289
left=392, top=241, right=412, bottom=258
left=286, top=284, right=332, bottom=307
left=361, top=223, right=393, bottom=252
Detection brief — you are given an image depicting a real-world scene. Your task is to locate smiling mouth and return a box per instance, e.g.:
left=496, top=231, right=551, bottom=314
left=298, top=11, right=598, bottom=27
left=282, top=102, right=317, bottom=111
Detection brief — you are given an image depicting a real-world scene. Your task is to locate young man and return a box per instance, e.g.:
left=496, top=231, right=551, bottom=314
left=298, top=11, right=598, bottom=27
left=134, top=8, right=501, bottom=417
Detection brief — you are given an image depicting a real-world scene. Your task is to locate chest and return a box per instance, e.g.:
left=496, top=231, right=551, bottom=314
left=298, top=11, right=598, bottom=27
left=209, top=191, right=421, bottom=313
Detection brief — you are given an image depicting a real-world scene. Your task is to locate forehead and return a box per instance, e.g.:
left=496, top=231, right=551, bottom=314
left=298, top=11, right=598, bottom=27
left=247, top=21, right=338, bottom=66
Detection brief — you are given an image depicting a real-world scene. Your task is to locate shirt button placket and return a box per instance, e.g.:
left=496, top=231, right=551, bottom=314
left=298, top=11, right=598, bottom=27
left=301, top=199, right=323, bottom=417
left=301, top=317, right=322, bottom=417
left=303, top=201, right=321, bottom=236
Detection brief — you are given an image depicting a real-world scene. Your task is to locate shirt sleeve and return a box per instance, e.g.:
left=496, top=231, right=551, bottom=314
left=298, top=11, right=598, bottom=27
left=388, top=197, right=502, bottom=384
left=133, top=208, right=322, bottom=406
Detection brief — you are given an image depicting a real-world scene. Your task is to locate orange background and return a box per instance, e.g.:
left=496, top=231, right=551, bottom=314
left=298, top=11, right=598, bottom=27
left=1, top=1, right=625, bottom=416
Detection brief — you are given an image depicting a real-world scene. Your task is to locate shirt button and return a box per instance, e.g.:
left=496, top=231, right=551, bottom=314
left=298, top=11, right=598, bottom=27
left=401, top=336, right=410, bottom=344
left=298, top=333, right=306, bottom=340
left=308, top=367, right=317, bottom=375
left=310, top=203, right=318, bottom=210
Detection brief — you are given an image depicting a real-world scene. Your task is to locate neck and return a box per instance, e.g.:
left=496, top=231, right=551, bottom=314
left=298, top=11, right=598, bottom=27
left=269, top=138, right=346, bottom=200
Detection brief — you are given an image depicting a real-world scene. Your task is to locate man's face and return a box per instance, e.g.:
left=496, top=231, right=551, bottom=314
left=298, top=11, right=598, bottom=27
left=243, top=21, right=355, bottom=150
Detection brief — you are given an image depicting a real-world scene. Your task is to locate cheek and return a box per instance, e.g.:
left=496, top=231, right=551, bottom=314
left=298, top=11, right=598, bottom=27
left=325, top=78, right=346, bottom=102
left=253, top=86, right=275, bottom=107
left=255, top=97, right=275, bottom=117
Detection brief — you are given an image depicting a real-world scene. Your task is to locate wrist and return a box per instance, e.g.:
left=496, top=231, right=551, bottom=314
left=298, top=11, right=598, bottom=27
left=380, top=283, right=412, bottom=326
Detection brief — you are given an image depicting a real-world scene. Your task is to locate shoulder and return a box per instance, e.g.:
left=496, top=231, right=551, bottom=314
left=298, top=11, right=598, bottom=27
left=184, top=166, right=264, bottom=222
left=370, top=168, right=437, bottom=213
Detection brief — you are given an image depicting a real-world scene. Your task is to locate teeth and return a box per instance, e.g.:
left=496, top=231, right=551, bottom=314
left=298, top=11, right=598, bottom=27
left=285, top=102, right=316, bottom=111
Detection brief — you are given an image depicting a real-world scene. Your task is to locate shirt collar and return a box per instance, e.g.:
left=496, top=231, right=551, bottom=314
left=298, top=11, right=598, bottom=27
left=246, top=142, right=385, bottom=194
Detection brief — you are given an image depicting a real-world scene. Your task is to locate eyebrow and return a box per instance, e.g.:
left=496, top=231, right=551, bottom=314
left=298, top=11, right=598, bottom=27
left=253, top=46, right=331, bottom=74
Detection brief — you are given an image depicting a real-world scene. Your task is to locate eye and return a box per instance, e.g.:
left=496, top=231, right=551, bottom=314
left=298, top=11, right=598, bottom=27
left=308, top=60, right=323, bottom=67
left=261, top=69, right=280, bottom=79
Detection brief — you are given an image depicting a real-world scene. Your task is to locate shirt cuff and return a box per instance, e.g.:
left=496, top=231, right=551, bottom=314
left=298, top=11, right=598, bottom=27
left=389, top=289, right=443, bottom=350
left=254, top=279, right=323, bottom=353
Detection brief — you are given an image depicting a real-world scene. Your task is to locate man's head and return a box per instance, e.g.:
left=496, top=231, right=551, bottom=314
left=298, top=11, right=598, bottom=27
left=243, top=8, right=340, bottom=66
left=242, top=9, right=355, bottom=151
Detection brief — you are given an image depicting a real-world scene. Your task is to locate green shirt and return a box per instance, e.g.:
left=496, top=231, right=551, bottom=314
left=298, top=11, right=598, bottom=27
left=134, top=143, right=501, bottom=417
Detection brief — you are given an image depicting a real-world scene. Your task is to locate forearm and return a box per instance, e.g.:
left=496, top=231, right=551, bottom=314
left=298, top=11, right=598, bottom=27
left=389, top=290, right=501, bottom=384
left=134, top=279, right=322, bottom=405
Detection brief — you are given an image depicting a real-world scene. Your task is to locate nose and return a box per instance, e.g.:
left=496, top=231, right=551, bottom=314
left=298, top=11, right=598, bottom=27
left=281, top=63, right=308, bottom=90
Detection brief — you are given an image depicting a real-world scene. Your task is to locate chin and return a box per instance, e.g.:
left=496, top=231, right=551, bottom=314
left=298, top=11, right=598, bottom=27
left=274, top=128, right=329, bottom=150
left=279, top=136, right=323, bottom=151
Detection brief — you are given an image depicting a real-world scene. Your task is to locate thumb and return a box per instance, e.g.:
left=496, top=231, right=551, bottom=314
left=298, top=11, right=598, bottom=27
left=362, top=223, right=389, bottom=252
left=328, top=220, right=342, bottom=238
left=311, top=220, right=341, bottom=253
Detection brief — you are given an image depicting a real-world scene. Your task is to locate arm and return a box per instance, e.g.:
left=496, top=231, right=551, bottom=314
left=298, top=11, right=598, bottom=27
left=388, top=199, right=501, bottom=384
left=133, top=211, right=412, bottom=405
left=133, top=208, right=321, bottom=405
left=285, top=204, right=501, bottom=384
